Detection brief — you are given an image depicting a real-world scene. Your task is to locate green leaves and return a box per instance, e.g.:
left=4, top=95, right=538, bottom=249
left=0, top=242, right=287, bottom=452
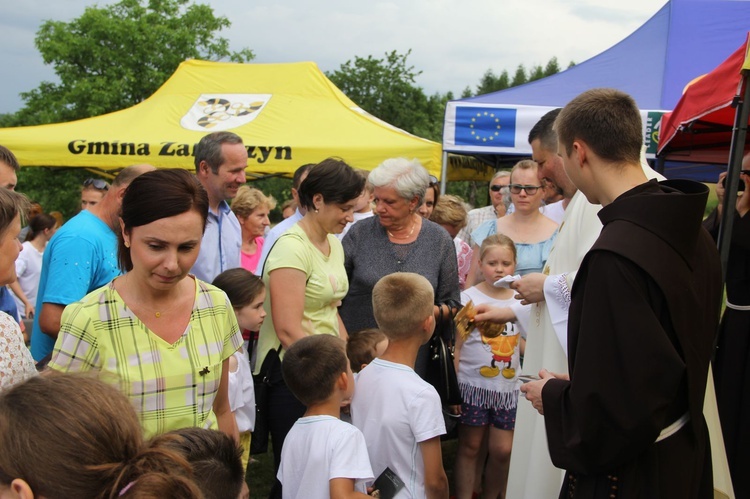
left=17, top=0, right=254, bottom=125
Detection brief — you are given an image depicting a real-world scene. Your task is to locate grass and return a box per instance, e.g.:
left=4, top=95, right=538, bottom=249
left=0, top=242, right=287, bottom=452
left=246, top=438, right=460, bottom=498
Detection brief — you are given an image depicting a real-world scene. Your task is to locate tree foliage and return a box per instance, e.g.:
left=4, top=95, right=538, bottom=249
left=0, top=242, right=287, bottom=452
left=9, top=0, right=254, bottom=126
left=326, top=50, right=447, bottom=142
left=6, top=0, right=254, bottom=217
left=466, top=56, right=569, bottom=97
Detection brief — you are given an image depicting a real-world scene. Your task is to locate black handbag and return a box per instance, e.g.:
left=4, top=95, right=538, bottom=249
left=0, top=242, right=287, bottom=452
left=250, top=345, right=282, bottom=455
left=425, top=301, right=462, bottom=407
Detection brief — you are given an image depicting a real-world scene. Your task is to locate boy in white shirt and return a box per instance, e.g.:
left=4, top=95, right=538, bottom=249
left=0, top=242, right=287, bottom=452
left=351, top=272, right=449, bottom=499
left=278, top=334, right=373, bottom=499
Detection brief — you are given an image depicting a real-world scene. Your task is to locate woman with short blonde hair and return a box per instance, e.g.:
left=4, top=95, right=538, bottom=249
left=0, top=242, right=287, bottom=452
left=231, top=186, right=276, bottom=273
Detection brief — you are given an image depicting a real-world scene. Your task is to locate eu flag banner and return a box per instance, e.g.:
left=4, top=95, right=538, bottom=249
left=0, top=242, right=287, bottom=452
left=454, top=107, right=516, bottom=147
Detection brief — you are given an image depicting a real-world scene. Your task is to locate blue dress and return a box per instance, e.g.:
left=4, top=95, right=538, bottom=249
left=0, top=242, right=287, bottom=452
left=471, top=220, right=557, bottom=275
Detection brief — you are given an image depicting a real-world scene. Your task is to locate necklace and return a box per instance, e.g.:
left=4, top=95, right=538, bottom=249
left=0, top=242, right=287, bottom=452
left=387, top=217, right=417, bottom=239
left=122, top=274, right=182, bottom=318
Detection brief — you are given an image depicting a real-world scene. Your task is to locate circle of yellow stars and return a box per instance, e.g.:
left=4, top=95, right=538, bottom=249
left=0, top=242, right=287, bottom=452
left=469, top=111, right=502, bottom=142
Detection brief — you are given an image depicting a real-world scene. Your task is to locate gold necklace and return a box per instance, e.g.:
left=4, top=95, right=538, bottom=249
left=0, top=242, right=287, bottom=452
left=123, top=274, right=181, bottom=318
left=388, top=217, right=417, bottom=239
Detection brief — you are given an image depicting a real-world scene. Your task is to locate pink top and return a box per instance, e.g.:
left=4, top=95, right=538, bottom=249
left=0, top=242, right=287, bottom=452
left=455, top=237, right=473, bottom=290
left=241, top=237, right=265, bottom=273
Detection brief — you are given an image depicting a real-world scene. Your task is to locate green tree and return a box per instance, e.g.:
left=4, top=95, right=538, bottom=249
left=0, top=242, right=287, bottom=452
left=475, top=69, right=511, bottom=96
left=528, top=64, right=545, bottom=82
left=6, top=0, right=254, bottom=216
left=511, top=64, right=528, bottom=87
left=10, top=0, right=254, bottom=126
left=327, top=50, right=447, bottom=142
left=544, top=56, right=561, bottom=77
left=496, top=70, right=510, bottom=91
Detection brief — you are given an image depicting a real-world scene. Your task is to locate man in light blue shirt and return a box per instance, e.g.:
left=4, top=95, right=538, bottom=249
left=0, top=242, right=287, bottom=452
left=192, top=131, right=247, bottom=282
left=254, top=163, right=313, bottom=275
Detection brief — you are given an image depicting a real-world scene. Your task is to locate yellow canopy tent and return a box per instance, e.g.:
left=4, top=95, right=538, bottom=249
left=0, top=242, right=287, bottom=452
left=0, top=59, right=493, bottom=181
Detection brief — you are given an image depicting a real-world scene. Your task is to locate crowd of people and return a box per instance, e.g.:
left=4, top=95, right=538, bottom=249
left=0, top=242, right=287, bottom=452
left=0, top=86, right=743, bottom=499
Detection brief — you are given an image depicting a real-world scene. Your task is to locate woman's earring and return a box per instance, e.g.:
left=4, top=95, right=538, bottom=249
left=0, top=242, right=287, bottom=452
left=124, top=241, right=130, bottom=248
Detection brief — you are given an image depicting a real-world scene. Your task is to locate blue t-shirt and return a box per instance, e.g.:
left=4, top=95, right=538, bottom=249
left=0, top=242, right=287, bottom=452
left=471, top=219, right=557, bottom=275
left=30, top=210, right=120, bottom=361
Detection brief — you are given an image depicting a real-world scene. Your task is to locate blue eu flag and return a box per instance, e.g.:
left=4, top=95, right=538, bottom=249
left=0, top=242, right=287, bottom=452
left=454, top=107, right=516, bottom=147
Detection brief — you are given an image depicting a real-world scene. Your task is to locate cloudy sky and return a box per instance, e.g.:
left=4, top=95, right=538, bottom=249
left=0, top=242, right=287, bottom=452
left=0, top=0, right=666, bottom=115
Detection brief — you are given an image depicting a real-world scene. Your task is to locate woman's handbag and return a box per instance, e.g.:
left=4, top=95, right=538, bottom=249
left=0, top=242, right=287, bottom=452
left=425, top=301, right=462, bottom=407
left=250, top=345, right=282, bottom=455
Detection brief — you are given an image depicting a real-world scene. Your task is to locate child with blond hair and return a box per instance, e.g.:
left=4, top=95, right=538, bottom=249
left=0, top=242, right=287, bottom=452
left=352, top=272, right=449, bottom=499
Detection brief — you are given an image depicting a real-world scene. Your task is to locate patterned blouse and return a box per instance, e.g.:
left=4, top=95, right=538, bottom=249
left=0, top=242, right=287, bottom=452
left=49, top=277, right=242, bottom=438
left=0, top=311, right=37, bottom=392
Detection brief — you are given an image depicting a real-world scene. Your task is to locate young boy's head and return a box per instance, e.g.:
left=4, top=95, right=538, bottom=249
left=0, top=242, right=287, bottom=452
left=154, top=427, right=244, bottom=499
left=347, top=329, right=388, bottom=373
left=282, top=335, right=352, bottom=406
left=372, top=272, right=435, bottom=342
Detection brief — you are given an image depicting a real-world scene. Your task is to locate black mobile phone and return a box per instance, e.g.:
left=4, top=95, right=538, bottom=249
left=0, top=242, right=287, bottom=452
left=720, top=170, right=749, bottom=191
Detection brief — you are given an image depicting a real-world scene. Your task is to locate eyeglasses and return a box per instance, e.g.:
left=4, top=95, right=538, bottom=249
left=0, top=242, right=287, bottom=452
left=490, top=184, right=508, bottom=192
left=83, top=178, right=109, bottom=191
left=509, top=184, right=542, bottom=195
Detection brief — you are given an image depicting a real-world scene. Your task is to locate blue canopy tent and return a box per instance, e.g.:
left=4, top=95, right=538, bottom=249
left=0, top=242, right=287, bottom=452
left=442, top=0, right=750, bottom=183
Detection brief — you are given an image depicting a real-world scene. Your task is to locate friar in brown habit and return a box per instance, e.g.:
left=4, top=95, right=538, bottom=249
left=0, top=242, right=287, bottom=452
left=521, top=88, right=722, bottom=499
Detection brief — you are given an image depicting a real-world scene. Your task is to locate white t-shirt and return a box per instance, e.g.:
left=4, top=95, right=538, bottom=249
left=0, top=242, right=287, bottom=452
left=540, top=199, right=566, bottom=224
left=13, top=241, right=44, bottom=317
left=338, top=210, right=375, bottom=240
left=351, top=358, right=446, bottom=499
left=277, top=415, right=373, bottom=498
left=228, top=348, right=255, bottom=432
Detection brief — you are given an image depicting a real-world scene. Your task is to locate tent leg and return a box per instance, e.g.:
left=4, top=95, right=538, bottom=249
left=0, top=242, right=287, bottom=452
left=440, top=151, right=448, bottom=195
left=718, top=71, right=750, bottom=282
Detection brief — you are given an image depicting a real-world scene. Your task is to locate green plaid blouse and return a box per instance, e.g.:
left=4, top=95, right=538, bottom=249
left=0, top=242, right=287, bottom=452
left=49, top=277, right=242, bottom=438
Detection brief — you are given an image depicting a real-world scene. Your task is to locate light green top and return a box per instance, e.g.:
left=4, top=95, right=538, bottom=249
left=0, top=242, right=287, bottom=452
left=255, top=224, right=348, bottom=373
left=49, top=277, right=242, bottom=438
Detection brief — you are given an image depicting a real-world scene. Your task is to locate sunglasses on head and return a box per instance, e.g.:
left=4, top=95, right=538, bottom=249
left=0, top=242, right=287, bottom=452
left=509, top=184, right=542, bottom=195
left=83, top=178, right=109, bottom=190
left=428, top=175, right=439, bottom=186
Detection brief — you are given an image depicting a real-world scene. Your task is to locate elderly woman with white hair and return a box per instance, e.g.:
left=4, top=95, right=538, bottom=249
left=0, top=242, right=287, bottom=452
left=340, top=158, right=460, bottom=335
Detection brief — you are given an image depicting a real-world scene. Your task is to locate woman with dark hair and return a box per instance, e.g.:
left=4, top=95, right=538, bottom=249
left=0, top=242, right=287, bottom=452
left=0, top=188, right=37, bottom=392
left=49, top=169, right=242, bottom=441
left=9, top=214, right=57, bottom=319
left=0, top=373, right=203, bottom=499
left=418, top=175, right=440, bottom=219
left=253, top=157, right=365, bottom=493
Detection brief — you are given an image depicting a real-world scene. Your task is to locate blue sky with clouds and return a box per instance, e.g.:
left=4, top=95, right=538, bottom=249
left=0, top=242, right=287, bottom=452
left=0, top=0, right=665, bottom=115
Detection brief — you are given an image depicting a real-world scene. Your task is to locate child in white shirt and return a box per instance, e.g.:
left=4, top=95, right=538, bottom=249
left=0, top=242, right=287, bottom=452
left=351, top=272, right=449, bottom=499
left=454, top=234, right=530, bottom=499
left=213, top=268, right=267, bottom=473
left=278, top=334, right=373, bottom=499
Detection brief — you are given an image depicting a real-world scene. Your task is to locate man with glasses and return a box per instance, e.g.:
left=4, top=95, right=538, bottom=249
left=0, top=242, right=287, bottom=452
left=458, top=170, right=511, bottom=247
left=30, top=164, right=155, bottom=363
left=80, top=178, right=110, bottom=211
